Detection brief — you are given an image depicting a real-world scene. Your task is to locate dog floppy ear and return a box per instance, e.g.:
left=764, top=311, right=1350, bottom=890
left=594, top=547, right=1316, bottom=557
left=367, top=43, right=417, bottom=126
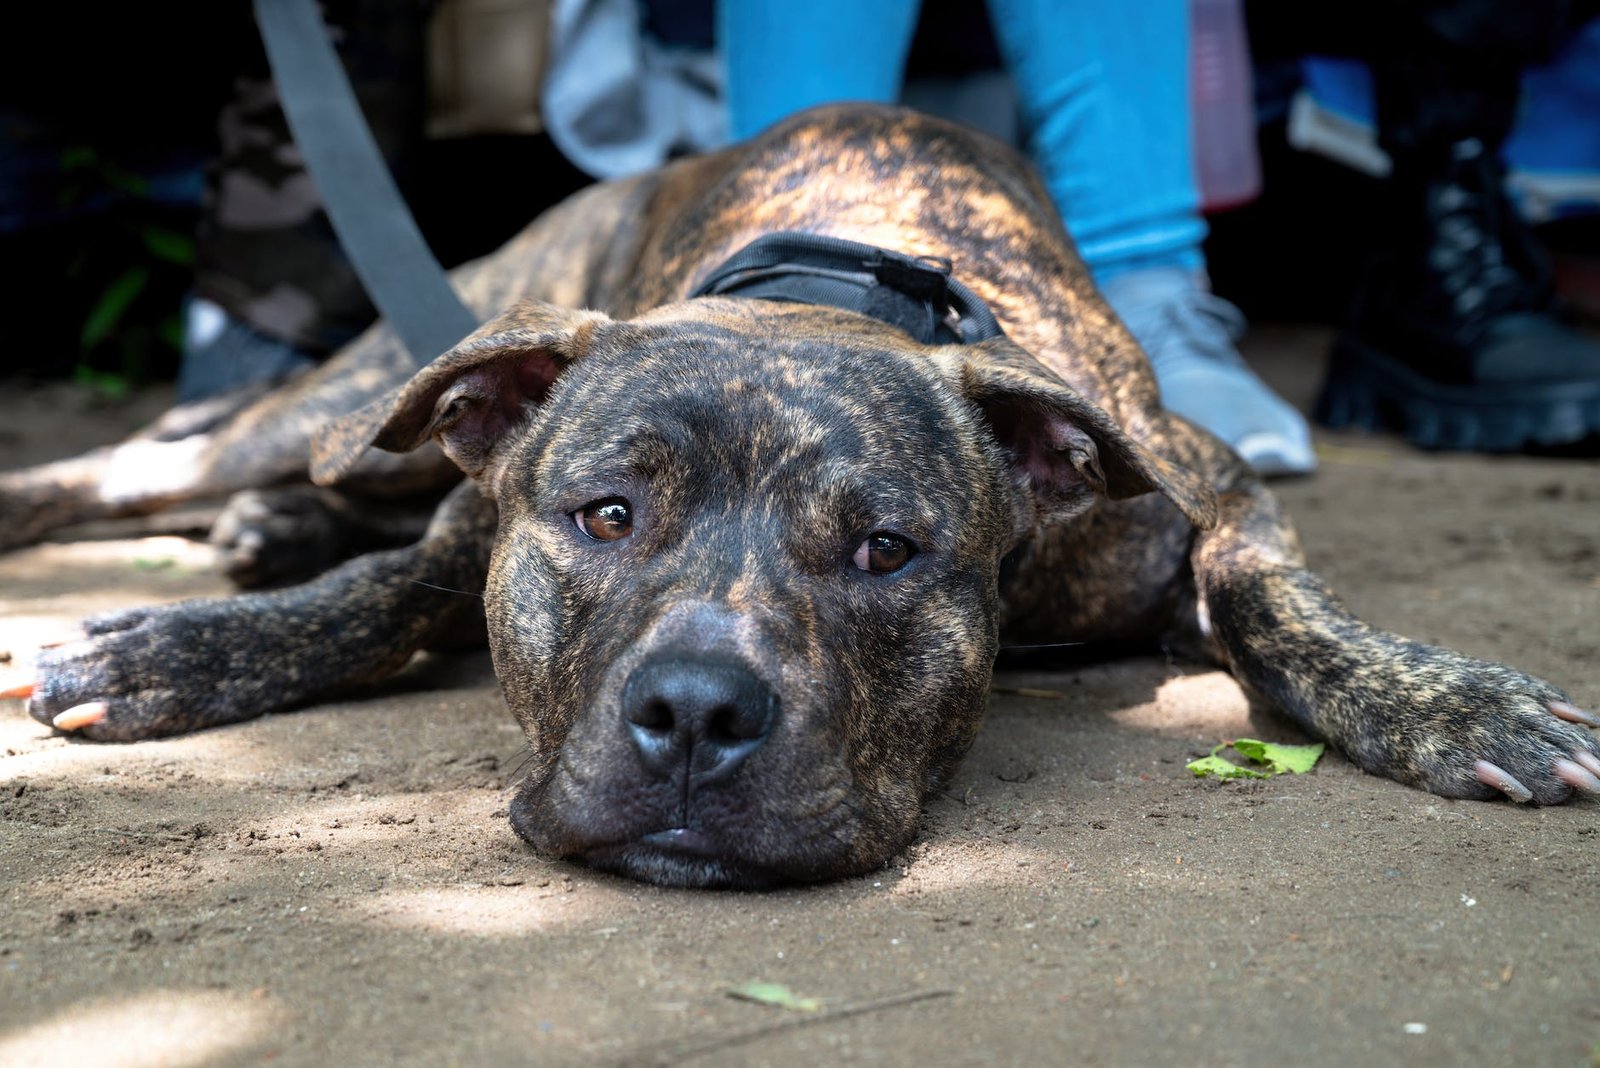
left=311, top=300, right=610, bottom=487
left=942, top=338, right=1218, bottom=530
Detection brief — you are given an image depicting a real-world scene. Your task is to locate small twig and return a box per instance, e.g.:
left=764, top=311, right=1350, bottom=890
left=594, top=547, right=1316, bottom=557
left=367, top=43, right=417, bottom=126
left=990, top=686, right=1068, bottom=699
left=92, top=827, right=192, bottom=843
left=625, top=988, right=954, bottom=1066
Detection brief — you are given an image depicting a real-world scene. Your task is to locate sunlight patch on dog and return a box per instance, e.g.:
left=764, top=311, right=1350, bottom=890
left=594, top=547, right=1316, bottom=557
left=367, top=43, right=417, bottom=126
left=0, top=990, right=283, bottom=1068
left=98, top=437, right=212, bottom=505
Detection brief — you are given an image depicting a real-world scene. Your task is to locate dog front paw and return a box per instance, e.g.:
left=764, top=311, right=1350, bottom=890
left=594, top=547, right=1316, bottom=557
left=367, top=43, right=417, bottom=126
left=16, top=600, right=307, bottom=741
left=1341, top=649, right=1600, bottom=805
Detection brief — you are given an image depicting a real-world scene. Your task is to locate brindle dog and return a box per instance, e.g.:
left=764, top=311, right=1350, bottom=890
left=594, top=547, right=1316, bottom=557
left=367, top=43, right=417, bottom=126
left=3, top=106, right=1596, bottom=887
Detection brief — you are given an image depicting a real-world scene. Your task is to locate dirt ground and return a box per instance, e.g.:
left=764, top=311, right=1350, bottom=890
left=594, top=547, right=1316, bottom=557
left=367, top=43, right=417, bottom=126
left=1, top=329, right=1596, bottom=1068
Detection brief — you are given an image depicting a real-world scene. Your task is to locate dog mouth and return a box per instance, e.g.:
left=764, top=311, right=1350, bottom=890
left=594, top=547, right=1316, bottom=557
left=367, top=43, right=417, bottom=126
left=506, top=759, right=883, bottom=888
left=639, top=826, right=719, bottom=855
left=581, top=828, right=785, bottom=889
left=507, top=780, right=788, bottom=887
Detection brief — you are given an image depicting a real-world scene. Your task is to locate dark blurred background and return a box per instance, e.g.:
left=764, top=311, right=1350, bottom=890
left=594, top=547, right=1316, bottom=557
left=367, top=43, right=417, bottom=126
left=1, top=0, right=1593, bottom=393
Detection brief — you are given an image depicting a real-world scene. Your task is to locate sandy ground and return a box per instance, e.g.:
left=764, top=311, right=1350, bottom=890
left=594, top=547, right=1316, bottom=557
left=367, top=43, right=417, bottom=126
left=1, top=331, right=1596, bottom=1068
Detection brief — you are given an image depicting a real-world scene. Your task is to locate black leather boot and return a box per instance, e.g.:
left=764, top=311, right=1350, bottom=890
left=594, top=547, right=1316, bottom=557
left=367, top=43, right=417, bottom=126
left=1318, top=137, right=1600, bottom=450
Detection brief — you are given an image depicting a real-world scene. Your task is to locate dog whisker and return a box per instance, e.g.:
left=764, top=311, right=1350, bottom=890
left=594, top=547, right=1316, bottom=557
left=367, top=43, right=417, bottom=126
left=406, top=579, right=483, bottom=598
left=997, top=641, right=1087, bottom=652
left=502, top=743, right=542, bottom=787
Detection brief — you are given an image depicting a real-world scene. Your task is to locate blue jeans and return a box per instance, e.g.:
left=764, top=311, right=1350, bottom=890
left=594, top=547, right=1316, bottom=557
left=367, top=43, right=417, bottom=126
left=718, top=0, right=1205, bottom=282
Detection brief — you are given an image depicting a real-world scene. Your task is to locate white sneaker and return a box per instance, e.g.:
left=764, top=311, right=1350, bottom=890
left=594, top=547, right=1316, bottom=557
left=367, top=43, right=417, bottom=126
left=1100, top=268, right=1317, bottom=476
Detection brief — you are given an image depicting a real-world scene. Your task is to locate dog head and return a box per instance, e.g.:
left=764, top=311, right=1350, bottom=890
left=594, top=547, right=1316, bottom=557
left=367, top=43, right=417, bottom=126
left=315, top=297, right=1214, bottom=887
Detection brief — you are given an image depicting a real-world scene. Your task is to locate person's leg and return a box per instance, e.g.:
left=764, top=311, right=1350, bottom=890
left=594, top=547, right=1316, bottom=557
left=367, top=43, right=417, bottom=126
left=987, top=0, right=1315, bottom=474
left=987, top=0, right=1201, bottom=279
left=718, top=0, right=922, bottom=141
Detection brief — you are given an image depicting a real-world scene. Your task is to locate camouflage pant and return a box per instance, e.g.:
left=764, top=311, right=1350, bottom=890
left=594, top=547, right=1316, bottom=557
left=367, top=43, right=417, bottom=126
left=194, top=0, right=434, bottom=358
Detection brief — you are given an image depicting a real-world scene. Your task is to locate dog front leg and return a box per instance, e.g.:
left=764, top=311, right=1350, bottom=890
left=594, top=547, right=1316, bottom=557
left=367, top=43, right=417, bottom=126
left=1188, top=481, right=1600, bottom=803
left=13, top=481, right=495, bottom=741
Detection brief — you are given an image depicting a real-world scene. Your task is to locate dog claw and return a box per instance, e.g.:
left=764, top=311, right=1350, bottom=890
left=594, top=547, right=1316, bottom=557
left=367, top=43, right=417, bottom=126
left=1548, top=700, right=1599, bottom=727
left=52, top=702, right=110, bottom=731
left=1573, top=750, right=1600, bottom=779
left=1552, top=758, right=1600, bottom=796
left=0, top=679, right=35, bottom=700
left=1472, top=760, right=1533, bottom=803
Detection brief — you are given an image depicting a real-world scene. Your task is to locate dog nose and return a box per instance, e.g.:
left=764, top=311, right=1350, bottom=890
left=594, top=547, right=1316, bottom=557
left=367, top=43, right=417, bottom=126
left=621, top=657, right=779, bottom=782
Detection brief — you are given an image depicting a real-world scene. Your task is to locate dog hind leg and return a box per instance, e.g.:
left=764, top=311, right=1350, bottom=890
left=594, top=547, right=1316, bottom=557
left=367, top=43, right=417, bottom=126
left=0, top=172, right=660, bottom=552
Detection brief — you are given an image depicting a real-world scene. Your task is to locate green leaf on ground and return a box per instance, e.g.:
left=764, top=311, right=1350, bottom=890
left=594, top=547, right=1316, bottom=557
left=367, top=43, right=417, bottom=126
left=1187, top=739, right=1325, bottom=779
left=1185, top=754, right=1270, bottom=780
left=727, top=982, right=823, bottom=1012
left=1231, top=738, right=1325, bottom=774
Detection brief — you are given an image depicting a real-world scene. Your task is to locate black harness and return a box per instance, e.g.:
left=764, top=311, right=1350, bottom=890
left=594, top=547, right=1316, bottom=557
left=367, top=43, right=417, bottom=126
left=691, top=231, right=1006, bottom=346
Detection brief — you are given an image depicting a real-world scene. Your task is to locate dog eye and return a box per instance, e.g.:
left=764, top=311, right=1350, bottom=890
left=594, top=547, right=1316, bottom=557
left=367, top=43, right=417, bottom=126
left=852, top=532, right=915, bottom=574
left=574, top=497, right=633, bottom=542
